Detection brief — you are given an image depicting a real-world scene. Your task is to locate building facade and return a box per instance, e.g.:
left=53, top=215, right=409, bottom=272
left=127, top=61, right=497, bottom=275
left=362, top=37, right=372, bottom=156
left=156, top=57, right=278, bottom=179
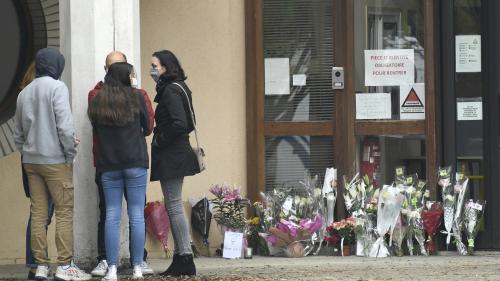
left=0, top=0, right=498, bottom=264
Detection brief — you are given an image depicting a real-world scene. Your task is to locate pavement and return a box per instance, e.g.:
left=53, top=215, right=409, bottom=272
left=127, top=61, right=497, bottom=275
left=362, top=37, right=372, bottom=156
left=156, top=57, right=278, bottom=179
left=1, top=252, right=500, bottom=281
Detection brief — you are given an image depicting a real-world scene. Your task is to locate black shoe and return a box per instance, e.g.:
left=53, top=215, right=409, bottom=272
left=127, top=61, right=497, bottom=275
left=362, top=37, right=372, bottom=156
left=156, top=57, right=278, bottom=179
left=159, top=254, right=180, bottom=277
left=160, top=254, right=196, bottom=277
left=28, top=270, right=36, bottom=280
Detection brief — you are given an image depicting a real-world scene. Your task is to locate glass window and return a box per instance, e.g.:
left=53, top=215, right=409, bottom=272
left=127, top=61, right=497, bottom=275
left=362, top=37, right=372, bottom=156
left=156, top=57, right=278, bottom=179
left=265, top=136, right=334, bottom=191
left=356, top=135, right=426, bottom=187
left=454, top=0, right=483, bottom=202
left=263, top=0, right=334, bottom=122
left=354, top=0, right=424, bottom=120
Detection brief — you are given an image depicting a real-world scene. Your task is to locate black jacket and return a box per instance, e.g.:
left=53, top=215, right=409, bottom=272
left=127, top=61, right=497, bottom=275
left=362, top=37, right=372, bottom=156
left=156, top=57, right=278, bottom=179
left=150, top=78, right=199, bottom=181
left=92, top=92, right=150, bottom=172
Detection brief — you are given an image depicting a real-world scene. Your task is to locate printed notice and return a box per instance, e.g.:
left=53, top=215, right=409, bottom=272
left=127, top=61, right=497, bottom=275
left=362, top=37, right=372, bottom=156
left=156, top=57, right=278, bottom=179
left=457, top=98, right=482, bottom=121
left=223, top=231, right=243, bottom=259
left=456, top=35, right=481, bottom=73
left=356, top=93, right=392, bottom=120
left=365, top=49, right=415, bottom=86
left=292, top=74, right=307, bottom=86
left=400, top=83, right=425, bottom=120
left=265, top=58, right=290, bottom=95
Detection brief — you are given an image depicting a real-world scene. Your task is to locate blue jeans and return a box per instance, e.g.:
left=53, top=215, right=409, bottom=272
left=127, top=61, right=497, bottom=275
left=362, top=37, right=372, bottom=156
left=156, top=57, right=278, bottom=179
left=102, top=167, right=147, bottom=266
left=26, top=199, right=54, bottom=268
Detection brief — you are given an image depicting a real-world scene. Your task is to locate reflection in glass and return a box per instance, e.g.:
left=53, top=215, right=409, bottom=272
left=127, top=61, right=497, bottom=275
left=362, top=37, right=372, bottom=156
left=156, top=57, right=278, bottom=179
left=357, top=135, right=426, bottom=186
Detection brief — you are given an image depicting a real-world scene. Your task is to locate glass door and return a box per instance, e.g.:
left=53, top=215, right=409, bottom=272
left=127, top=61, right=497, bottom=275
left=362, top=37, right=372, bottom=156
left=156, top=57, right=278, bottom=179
left=351, top=0, right=429, bottom=187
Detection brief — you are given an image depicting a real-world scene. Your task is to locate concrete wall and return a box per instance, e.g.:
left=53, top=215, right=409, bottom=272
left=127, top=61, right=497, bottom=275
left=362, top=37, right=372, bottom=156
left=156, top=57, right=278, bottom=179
left=140, top=0, right=247, bottom=258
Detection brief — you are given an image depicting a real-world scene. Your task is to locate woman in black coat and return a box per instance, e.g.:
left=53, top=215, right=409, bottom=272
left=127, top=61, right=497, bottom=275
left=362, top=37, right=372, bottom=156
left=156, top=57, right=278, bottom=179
left=149, top=50, right=199, bottom=277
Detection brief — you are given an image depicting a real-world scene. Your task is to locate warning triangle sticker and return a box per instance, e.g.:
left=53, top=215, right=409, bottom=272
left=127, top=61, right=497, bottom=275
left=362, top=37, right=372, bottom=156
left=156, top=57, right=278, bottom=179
left=402, top=88, right=423, bottom=108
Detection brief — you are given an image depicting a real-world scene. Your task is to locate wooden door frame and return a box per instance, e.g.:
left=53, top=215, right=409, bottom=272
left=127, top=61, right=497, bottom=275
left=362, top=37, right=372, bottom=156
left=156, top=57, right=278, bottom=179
left=245, top=0, right=440, bottom=205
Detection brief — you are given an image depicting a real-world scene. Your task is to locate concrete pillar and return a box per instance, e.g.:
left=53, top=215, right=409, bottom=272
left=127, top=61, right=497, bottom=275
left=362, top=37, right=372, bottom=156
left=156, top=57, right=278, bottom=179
left=59, top=0, right=141, bottom=266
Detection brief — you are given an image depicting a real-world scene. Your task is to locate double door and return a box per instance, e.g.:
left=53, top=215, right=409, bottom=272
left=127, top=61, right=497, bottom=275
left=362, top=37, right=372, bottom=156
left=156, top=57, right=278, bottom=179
left=246, top=0, right=438, bottom=219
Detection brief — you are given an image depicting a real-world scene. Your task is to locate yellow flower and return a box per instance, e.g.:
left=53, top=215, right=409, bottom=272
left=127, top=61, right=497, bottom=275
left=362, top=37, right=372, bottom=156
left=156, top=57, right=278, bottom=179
left=247, top=217, right=260, bottom=225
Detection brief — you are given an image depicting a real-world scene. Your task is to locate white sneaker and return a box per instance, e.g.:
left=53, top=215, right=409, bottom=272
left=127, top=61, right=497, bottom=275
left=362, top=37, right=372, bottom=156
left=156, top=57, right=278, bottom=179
left=91, top=260, right=108, bottom=277
left=101, top=265, right=117, bottom=281
left=132, top=265, right=143, bottom=279
left=35, top=265, right=50, bottom=280
left=55, top=262, right=92, bottom=281
left=140, top=261, right=154, bottom=275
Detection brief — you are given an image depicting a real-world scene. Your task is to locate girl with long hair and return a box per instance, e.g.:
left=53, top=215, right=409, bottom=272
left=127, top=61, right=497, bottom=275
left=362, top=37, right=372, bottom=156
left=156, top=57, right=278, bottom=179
left=88, top=62, right=150, bottom=281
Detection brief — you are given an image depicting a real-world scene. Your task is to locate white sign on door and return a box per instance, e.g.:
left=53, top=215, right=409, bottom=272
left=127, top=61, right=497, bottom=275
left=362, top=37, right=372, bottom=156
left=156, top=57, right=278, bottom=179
left=364, top=49, right=415, bottom=86
left=265, top=58, right=290, bottom=95
left=356, top=93, right=392, bottom=120
left=457, top=98, right=482, bottom=121
left=400, top=83, right=425, bottom=120
left=456, top=35, right=481, bottom=73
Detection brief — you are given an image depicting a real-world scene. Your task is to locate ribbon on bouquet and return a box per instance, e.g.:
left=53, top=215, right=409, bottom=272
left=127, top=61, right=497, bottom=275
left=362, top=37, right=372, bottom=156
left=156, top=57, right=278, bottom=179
left=341, top=237, right=345, bottom=257
left=440, top=229, right=452, bottom=246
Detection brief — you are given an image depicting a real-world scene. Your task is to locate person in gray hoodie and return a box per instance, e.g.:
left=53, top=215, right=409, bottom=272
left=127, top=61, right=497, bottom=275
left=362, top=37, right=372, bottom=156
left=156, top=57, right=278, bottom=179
left=14, top=48, right=91, bottom=281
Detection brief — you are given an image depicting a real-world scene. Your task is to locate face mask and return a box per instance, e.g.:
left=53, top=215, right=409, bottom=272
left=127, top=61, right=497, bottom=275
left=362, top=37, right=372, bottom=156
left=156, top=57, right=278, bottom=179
left=131, top=77, right=138, bottom=88
left=150, top=68, right=160, bottom=82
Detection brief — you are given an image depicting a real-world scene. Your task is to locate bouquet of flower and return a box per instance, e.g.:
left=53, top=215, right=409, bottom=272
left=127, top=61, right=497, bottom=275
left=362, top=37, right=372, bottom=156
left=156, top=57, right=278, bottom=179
left=438, top=166, right=455, bottom=248
left=463, top=199, right=486, bottom=255
left=246, top=215, right=269, bottom=256
left=452, top=173, right=469, bottom=255
left=401, top=174, right=427, bottom=256
left=371, top=184, right=404, bottom=257
left=209, top=183, right=249, bottom=232
left=390, top=215, right=407, bottom=256
left=421, top=201, right=444, bottom=254
left=144, top=201, right=171, bottom=256
left=330, top=218, right=356, bottom=256
left=265, top=214, right=323, bottom=257
left=344, top=174, right=379, bottom=257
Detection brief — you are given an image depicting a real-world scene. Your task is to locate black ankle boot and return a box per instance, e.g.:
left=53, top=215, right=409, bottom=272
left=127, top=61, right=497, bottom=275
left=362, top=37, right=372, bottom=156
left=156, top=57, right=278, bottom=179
left=171, top=254, right=196, bottom=277
left=160, top=254, right=180, bottom=276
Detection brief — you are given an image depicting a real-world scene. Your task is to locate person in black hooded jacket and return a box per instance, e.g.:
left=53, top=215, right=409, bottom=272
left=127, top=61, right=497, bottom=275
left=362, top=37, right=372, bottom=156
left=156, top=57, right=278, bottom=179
left=149, top=50, right=199, bottom=277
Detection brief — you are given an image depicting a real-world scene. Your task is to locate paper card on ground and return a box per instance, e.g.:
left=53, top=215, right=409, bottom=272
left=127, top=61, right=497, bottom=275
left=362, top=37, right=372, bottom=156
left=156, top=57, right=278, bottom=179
left=223, top=231, right=243, bottom=259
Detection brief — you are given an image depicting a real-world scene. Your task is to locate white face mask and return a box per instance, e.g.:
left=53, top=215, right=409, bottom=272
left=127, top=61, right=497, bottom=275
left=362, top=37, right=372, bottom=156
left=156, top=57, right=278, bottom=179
left=131, top=77, right=138, bottom=88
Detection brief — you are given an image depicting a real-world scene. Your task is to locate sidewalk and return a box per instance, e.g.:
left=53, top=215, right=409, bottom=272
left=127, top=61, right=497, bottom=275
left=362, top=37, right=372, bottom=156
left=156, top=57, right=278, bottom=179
left=1, top=252, right=500, bottom=281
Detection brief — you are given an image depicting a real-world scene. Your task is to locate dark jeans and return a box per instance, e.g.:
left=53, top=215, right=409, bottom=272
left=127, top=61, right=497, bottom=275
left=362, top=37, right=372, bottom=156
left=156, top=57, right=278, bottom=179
left=96, top=171, right=148, bottom=263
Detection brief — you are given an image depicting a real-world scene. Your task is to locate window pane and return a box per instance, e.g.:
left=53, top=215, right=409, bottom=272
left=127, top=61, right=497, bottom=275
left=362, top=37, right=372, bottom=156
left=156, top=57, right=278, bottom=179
left=263, top=0, right=334, bottom=121
left=265, top=136, right=334, bottom=191
left=354, top=0, right=425, bottom=120
left=356, top=135, right=426, bottom=187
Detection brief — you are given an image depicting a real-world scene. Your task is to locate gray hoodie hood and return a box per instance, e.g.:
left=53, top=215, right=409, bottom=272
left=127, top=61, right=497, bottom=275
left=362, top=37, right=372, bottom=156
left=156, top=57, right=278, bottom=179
left=35, top=48, right=65, bottom=79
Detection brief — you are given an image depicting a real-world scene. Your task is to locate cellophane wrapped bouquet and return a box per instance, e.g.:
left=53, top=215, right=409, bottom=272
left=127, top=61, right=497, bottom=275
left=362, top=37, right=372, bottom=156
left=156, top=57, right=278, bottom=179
left=463, top=199, right=486, bottom=255
left=343, top=174, right=379, bottom=256
left=452, top=173, right=469, bottom=255
left=400, top=174, right=428, bottom=256
left=370, top=184, right=404, bottom=257
left=260, top=173, right=324, bottom=257
left=438, top=166, right=455, bottom=248
left=421, top=201, right=443, bottom=254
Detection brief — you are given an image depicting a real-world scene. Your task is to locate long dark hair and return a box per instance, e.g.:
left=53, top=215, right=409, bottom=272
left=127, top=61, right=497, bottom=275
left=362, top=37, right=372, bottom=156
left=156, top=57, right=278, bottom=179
left=88, top=62, right=140, bottom=127
left=152, top=50, right=187, bottom=82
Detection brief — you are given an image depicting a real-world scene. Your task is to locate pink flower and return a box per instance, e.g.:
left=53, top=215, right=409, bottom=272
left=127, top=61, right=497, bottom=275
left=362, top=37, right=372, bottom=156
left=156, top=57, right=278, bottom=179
left=222, top=186, right=242, bottom=202
left=209, top=184, right=224, bottom=198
